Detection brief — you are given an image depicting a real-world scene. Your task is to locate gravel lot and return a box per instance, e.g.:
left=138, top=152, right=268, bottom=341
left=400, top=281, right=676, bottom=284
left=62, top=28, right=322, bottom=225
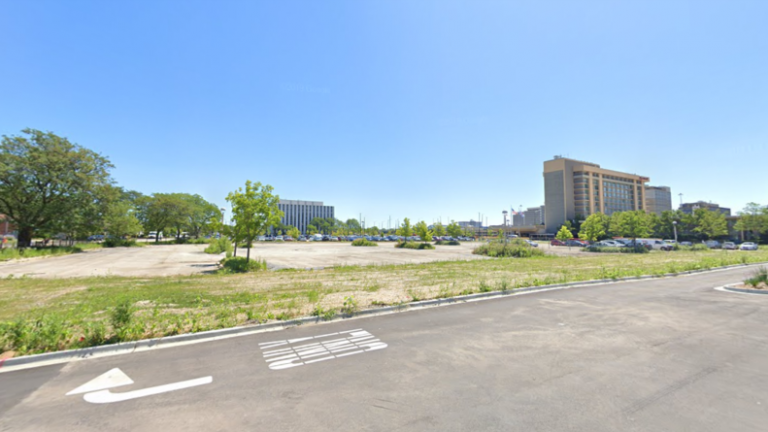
left=0, top=245, right=221, bottom=278
left=0, top=242, right=494, bottom=278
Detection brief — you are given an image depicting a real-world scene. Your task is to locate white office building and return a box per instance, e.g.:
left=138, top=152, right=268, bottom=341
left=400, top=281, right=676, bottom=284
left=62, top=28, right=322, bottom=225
left=278, top=200, right=335, bottom=234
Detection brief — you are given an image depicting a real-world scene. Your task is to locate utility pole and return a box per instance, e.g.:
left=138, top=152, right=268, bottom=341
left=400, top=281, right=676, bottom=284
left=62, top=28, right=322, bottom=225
left=678, top=193, right=683, bottom=208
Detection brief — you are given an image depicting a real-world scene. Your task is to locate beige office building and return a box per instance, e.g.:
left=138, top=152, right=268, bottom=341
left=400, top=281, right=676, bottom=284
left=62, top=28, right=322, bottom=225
left=645, top=186, right=673, bottom=215
left=543, top=156, right=649, bottom=233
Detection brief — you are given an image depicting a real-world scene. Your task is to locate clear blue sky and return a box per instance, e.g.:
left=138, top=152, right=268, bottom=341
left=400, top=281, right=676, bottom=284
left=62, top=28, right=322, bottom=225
left=2, top=0, right=766, bottom=227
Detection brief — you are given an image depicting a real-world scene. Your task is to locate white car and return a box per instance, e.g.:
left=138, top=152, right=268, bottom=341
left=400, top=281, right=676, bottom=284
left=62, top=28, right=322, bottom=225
left=740, top=242, right=758, bottom=251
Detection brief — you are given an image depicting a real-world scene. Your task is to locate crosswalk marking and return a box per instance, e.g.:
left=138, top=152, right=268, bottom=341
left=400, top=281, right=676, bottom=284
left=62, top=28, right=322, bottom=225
left=259, top=329, right=387, bottom=370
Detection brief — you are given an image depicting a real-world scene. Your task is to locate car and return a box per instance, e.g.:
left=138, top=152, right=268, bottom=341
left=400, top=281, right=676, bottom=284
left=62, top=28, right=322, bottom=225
left=283, top=236, right=294, bottom=241
left=525, top=240, right=539, bottom=247
left=258, top=235, right=267, bottom=241
left=565, top=239, right=588, bottom=247
left=551, top=239, right=566, bottom=246
left=740, top=242, right=758, bottom=251
left=592, top=240, right=623, bottom=248
left=146, top=231, right=163, bottom=240
left=680, top=241, right=693, bottom=247
left=704, top=240, right=721, bottom=249
left=87, top=234, right=105, bottom=241
left=275, top=235, right=284, bottom=241
left=722, top=242, right=736, bottom=250
left=640, top=239, right=673, bottom=251
left=663, top=239, right=676, bottom=245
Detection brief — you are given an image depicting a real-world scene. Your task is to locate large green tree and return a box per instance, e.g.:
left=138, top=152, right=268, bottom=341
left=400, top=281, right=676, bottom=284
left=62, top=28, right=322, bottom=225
left=103, top=200, right=143, bottom=238
left=446, top=221, right=462, bottom=238
left=226, top=181, right=283, bottom=262
left=555, top=225, right=574, bottom=243
left=397, top=218, right=413, bottom=238
left=433, top=222, right=446, bottom=237
left=610, top=210, right=652, bottom=242
left=414, top=221, right=433, bottom=243
left=579, top=213, right=609, bottom=242
left=734, top=203, right=767, bottom=241
left=136, top=193, right=189, bottom=242
left=693, top=208, right=728, bottom=240
left=0, top=129, right=114, bottom=247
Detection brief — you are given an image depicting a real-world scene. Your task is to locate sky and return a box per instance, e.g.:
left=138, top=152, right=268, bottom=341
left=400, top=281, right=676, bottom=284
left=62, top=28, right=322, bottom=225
left=1, top=0, right=767, bottom=227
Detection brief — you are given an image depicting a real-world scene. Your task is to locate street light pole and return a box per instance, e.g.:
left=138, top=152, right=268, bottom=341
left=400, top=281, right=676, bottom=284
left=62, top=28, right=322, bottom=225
left=673, top=220, right=678, bottom=244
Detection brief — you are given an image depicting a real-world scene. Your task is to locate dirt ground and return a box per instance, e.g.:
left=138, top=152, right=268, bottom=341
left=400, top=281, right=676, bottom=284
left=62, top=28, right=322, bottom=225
left=0, top=241, right=588, bottom=278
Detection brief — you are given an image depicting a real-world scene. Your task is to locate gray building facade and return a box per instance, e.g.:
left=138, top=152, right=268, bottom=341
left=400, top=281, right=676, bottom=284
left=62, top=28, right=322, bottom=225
left=278, top=200, right=335, bottom=234
left=645, top=186, right=672, bottom=215
left=512, top=206, right=545, bottom=226
left=679, top=201, right=731, bottom=216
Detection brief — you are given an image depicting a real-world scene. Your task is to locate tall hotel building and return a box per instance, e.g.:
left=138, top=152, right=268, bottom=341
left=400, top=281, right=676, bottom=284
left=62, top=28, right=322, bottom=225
left=277, top=200, right=335, bottom=234
left=543, top=156, right=649, bottom=233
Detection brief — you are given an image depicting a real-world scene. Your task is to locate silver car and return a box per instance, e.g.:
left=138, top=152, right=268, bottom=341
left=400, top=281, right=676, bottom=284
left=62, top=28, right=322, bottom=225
left=740, top=242, right=758, bottom=251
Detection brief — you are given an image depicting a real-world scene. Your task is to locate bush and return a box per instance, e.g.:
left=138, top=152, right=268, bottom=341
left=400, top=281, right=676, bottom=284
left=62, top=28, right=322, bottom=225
left=351, top=238, right=378, bottom=247
left=745, top=267, right=768, bottom=288
left=0, top=245, right=86, bottom=261
left=674, top=243, right=709, bottom=252
left=435, top=240, right=461, bottom=246
left=395, top=241, right=435, bottom=250
left=219, top=256, right=267, bottom=273
left=473, top=239, right=545, bottom=258
left=103, top=238, right=140, bottom=248
left=204, top=238, right=233, bottom=255
left=585, top=246, right=649, bottom=254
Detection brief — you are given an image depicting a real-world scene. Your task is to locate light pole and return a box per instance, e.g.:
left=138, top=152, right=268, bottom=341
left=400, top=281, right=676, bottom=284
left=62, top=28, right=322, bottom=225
left=673, top=220, right=678, bottom=244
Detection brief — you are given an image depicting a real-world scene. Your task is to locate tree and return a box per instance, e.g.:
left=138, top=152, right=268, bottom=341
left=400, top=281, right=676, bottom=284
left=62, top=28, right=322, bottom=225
left=433, top=222, right=446, bottom=237
left=104, top=200, right=143, bottom=238
left=734, top=203, right=767, bottom=241
left=693, top=208, right=728, bottom=240
left=307, top=224, right=318, bottom=235
left=136, top=193, right=189, bottom=242
left=579, top=213, right=608, bottom=242
left=0, top=129, right=114, bottom=247
left=226, top=181, right=283, bottom=262
left=556, top=225, right=573, bottom=243
left=397, top=218, right=413, bottom=238
left=287, top=226, right=300, bottom=240
left=345, top=218, right=361, bottom=233
left=611, top=211, right=652, bottom=242
left=447, top=221, right=462, bottom=238
left=180, top=194, right=222, bottom=238
left=414, top=221, right=433, bottom=242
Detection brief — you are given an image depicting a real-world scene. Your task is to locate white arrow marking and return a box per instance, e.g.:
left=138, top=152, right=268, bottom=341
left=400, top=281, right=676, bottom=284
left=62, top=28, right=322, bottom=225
left=82, top=376, right=213, bottom=404
left=66, top=368, right=134, bottom=396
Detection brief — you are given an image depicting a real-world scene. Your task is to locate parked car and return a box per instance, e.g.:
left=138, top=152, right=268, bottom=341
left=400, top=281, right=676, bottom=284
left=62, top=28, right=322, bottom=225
left=640, top=239, right=673, bottom=251
left=551, top=239, right=566, bottom=246
left=146, top=231, right=163, bottom=240
left=565, top=239, right=588, bottom=247
left=740, top=242, right=758, bottom=251
left=592, top=240, right=624, bottom=248
left=283, top=236, right=294, bottom=241
left=704, top=240, right=721, bottom=249
left=680, top=241, right=693, bottom=247
left=87, top=234, right=105, bottom=241
left=722, top=242, right=736, bottom=250
left=525, top=240, right=539, bottom=247
left=664, top=239, right=677, bottom=245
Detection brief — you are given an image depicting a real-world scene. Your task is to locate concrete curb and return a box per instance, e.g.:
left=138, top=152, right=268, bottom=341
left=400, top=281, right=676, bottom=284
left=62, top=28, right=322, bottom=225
left=2, top=261, right=766, bottom=373
left=717, top=284, right=768, bottom=295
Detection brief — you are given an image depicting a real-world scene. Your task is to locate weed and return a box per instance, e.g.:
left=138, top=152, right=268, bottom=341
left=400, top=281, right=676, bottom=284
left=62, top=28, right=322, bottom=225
left=341, top=296, right=358, bottom=315
left=351, top=238, right=378, bottom=247
left=745, top=267, right=768, bottom=288
left=478, top=281, right=493, bottom=293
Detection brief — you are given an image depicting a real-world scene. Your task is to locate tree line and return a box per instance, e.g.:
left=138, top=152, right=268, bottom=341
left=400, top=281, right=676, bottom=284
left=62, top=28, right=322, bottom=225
left=0, top=129, right=223, bottom=246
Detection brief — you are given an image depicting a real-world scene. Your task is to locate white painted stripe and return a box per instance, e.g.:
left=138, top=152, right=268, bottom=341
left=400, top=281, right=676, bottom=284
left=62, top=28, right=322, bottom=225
left=312, top=332, right=341, bottom=339
left=347, top=336, right=375, bottom=343
left=262, top=348, right=295, bottom=357
left=299, top=351, right=335, bottom=360
left=264, top=354, right=299, bottom=363
left=83, top=377, right=212, bottom=404
left=303, top=356, right=335, bottom=364
left=335, top=350, right=364, bottom=358
left=349, top=331, right=370, bottom=338
left=339, top=329, right=363, bottom=334
left=328, top=346, right=361, bottom=354
left=289, top=342, right=322, bottom=351
left=287, top=337, right=314, bottom=344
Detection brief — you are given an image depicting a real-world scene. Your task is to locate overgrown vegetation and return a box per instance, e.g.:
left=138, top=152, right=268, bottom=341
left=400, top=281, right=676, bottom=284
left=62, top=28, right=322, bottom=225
left=473, top=239, right=545, bottom=258
left=103, top=238, right=141, bottom=248
left=351, top=238, right=378, bottom=247
left=219, top=257, right=267, bottom=273
left=204, top=238, right=234, bottom=256
left=435, top=240, right=461, bottom=246
left=674, top=243, right=710, bottom=251
left=1, top=249, right=767, bottom=356
left=395, top=241, right=435, bottom=250
left=744, top=267, right=768, bottom=288
left=0, top=245, right=99, bottom=261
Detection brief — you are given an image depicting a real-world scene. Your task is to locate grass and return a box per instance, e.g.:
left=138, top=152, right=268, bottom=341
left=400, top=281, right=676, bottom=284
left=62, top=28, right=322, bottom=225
left=1, top=248, right=768, bottom=356
left=744, top=267, right=768, bottom=288
left=396, top=241, right=435, bottom=250
left=0, top=243, right=102, bottom=261
left=584, top=246, right=649, bottom=254
left=435, top=240, right=461, bottom=246
left=204, top=238, right=233, bottom=256
left=351, top=238, right=378, bottom=247
left=473, top=239, right=545, bottom=258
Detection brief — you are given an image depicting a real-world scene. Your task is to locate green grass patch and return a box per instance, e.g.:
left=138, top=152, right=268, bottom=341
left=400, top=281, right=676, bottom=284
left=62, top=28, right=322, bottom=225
left=396, top=241, right=435, bottom=250
left=351, top=238, right=378, bottom=247
left=219, top=257, right=267, bottom=274
left=745, top=267, right=768, bottom=288
left=585, top=246, right=649, bottom=254
left=0, top=245, right=99, bottom=261
left=473, top=239, right=545, bottom=258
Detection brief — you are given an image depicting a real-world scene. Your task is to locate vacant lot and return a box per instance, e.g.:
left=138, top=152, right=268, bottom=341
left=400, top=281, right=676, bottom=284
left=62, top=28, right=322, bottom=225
left=1, top=246, right=766, bottom=356
left=0, top=244, right=222, bottom=278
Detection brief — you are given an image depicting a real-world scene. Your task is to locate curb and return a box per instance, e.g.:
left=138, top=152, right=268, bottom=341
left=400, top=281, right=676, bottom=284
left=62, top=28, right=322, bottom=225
left=2, top=261, right=766, bottom=373
left=716, top=284, right=768, bottom=296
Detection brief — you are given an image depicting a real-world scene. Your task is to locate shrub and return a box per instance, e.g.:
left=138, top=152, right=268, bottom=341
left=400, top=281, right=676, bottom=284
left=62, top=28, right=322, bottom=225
left=341, top=296, right=358, bottom=315
left=745, top=267, right=768, bottom=288
left=674, top=243, right=709, bottom=252
left=473, top=239, right=545, bottom=258
left=395, top=241, right=435, bottom=250
left=435, top=240, right=461, bottom=246
left=204, top=238, right=233, bottom=255
left=351, top=238, right=378, bottom=247
left=103, top=238, right=139, bottom=248
left=219, top=256, right=267, bottom=273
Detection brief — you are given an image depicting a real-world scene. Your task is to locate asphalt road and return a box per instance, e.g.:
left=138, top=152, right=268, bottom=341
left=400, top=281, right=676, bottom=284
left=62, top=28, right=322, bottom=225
left=1, top=266, right=767, bottom=431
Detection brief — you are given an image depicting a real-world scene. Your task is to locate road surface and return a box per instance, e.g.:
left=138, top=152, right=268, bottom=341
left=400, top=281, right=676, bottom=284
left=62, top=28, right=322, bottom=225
left=1, top=266, right=766, bottom=431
